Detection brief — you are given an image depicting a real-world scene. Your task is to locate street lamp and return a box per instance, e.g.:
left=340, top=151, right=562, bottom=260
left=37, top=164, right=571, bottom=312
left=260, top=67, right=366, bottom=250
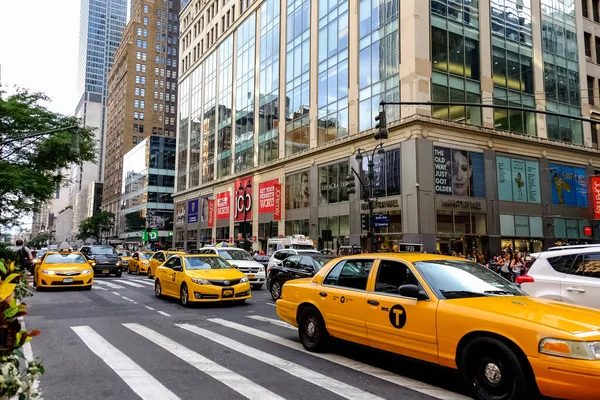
left=238, top=180, right=252, bottom=250
left=346, top=142, right=385, bottom=253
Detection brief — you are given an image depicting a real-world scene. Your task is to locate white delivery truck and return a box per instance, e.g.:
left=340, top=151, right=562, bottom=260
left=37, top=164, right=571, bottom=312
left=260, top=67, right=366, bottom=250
left=266, top=235, right=316, bottom=255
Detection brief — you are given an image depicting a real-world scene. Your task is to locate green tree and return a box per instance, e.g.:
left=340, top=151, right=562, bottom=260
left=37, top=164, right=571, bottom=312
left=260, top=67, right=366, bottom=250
left=27, top=232, right=52, bottom=249
left=76, top=212, right=116, bottom=244
left=0, top=86, right=96, bottom=227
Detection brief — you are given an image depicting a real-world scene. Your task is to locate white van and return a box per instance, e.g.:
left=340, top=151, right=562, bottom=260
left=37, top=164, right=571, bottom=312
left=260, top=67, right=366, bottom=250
left=266, top=235, right=316, bottom=255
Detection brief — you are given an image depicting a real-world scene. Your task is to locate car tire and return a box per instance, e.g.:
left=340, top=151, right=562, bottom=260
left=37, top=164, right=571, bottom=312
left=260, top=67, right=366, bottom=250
left=180, top=284, right=190, bottom=307
left=270, top=281, right=282, bottom=301
left=459, top=336, right=535, bottom=400
left=115, top=272, right=122, bottom=278
left=298, top=306, right=329, bottom=352
left=32, top=273, right=37, bottom=288
left=84, top=285, right=92, bottom=291
left=154, top=280, right=162, bottom=298
left=148, top=269, right=153, bottom=279
left=251, top=284, right=263, bottom=291
left=136, top=267, right=140, bottom=275
left=127, top=268, right=132, bottom=274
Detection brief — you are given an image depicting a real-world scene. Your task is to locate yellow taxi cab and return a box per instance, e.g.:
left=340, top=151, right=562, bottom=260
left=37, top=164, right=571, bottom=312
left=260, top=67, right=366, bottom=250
left=117, top=250, right=133, bottom=270
left=147, top=250, right=186, bottom=279
left=127, top=251, right=154, bottom=274
left=154, top=254, right=251, bottom=306
left=276, top=253, right=600, bottom=400
left=33, top=251, right=94, bottom=290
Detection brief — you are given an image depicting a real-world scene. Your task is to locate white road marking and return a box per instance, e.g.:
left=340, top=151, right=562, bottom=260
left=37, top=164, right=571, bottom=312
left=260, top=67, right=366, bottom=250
left=177, top=323, right=385, bottom=400
left=92, top=286, right=107, bottom=291
left=114, top=279, right=145, bottom=288
left=71, top=326, right=180, bottom=400
left=122, top=296, right=135, bottom=302
left=157, top=311, right=171, bottom=317
left=265, top=302, right=276, bottom=306
left=124, top=323, right=285, bottom=400
left=18, top=317, right=41, bottom=399
left=95, top=280, right=125, bottom=289
left=246, top=315, right=295, bottom=330
left=145, top=306, right=156, bottom=311
left=112, top=291, right=121, bottom=296
left=135, top=280, right=155, bottom=286
left=133, top=301, right=138, bottom=304
left=208, top=318, right=469, bottom=400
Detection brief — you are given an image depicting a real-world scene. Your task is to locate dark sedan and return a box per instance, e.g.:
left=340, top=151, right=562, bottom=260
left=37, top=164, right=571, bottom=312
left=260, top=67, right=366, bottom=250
left=266, top=254, right=336, bottom=300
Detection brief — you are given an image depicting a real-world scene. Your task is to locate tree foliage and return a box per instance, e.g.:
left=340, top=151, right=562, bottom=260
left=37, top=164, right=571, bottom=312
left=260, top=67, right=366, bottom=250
left=76, top=212, right=116, bottom=244
left=0, top=86, right=97, bottom=227
left=26, top=232, right=52, bottom=249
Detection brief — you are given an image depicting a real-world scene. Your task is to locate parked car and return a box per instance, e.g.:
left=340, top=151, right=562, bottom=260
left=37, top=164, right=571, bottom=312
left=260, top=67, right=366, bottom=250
left=518, top=246, right=600, bottom=309
left=197, top=247, right=265, bottom=289
left=253, top=254, right=270, bottom=268
left=267, top=249, right=321, bottom=275
left=267, top=254, right=336, bottom=300
left=79, top=245, right=123, bottom=277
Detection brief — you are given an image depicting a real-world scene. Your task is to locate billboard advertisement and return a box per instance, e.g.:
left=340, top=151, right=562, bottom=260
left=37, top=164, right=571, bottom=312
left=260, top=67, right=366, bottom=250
left=258, top=179, right=279, bottom=214
left=234, top=176, right=253, bottom=222
left=496, top=156, right=540, bottom=203
left=551, top=163, right=588, bottom=207
left=433, top=146, right=484, bottom=198
left=187, top=199, right=199, bottom=223
left=216, top=192, right=230, bottom=220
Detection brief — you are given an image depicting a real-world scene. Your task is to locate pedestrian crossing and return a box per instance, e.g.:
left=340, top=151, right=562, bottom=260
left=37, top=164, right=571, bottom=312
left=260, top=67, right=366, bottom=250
left=66, top=316, right=470, bottom=400
left=92, top=277, right=154, bottom=290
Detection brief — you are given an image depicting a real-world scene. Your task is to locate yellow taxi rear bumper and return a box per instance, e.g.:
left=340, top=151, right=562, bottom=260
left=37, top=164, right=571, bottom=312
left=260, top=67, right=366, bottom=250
left=276, top=299, right=298, bottom=327
left=38, top=273, right=93, bottom=288
left=189, top=282, right=252, bottom=302
left=530, top=355, right=600, bottom=399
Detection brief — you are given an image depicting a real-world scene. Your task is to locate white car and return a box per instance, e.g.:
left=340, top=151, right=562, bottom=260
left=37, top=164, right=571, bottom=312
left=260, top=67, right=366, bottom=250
left=267, top=249, right=321, bottom=275
left=519, top=246, right=600, bottom=309
left=198, top=247, right=265, bottom=289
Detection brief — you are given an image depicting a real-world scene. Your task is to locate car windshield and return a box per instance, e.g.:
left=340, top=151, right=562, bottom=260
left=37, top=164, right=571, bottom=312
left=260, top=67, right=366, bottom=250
left=310, top=256, right=336, bottom=269
left=414, top=260, right=525, bottom=299
left=217, top=249, right=253, bottom=261
left=185, top=257, right=233, bottom=270
left=44, top=254, right=87, bottom=264
left=139, top=253, right=153, bottom=260
left=91, top=247, right=117, bottom=255
left=118, top=251, right=130, bottom=256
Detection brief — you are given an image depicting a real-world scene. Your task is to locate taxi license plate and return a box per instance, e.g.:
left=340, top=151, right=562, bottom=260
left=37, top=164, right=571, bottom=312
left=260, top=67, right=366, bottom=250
left=222, top=289, right=234, bottom=298
left=248, top=274, right=255, bottom=279
left=102, top=270, right=109, bottom=274
left=63, top=278, right=73, bottom=283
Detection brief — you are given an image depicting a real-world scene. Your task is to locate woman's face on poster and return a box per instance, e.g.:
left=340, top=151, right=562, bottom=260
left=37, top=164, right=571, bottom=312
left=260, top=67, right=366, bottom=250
left=451, top=151, right=472, bottom=196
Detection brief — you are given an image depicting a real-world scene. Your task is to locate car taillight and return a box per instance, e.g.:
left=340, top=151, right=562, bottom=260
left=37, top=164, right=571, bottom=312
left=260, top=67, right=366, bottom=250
left=516, top=275, right=534, bottom=284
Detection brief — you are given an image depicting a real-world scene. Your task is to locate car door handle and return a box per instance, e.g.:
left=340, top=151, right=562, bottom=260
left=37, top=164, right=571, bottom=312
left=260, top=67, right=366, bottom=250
left=566, top=287, right=586, bottom=293
left=367, top=300, right=379, bottom=306
left=319, top=292, right=327, bottom=297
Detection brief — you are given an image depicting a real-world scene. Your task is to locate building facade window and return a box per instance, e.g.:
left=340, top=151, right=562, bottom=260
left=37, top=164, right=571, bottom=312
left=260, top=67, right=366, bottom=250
left=359, top=0, right=400, bottom=132
left=258, top=0, right=280, bottom=164
left=203, top=53, right=217, bottom=182
left=362, top=147, right=401, bottom=197
left=190, top=64, right=203, bottom=187
left=318, top=160, right=349, bottom=204
left=490, top=0, right=532, bottom=45
left=286, top=170, right=310, bottom=209
left=178, top=76, right=190, bottom=191
left=317, top=0, right=348, bottom=144
left=285, top=0, right=310, bottom=156
left=217, top=35, right=234, bottom=178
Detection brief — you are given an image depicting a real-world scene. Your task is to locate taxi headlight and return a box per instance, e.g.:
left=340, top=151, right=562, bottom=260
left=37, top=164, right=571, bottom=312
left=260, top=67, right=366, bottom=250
left=90, top=262, right=96, bottom=267
left=240, top=276, right=249, bottom=283
left=191, top=278, right=210, bottom=285
left=142, top=261, right=149, bottom=265
left=82, top=269, right=93, bottom=275
left=539, top=338, right=600, bottom=360
left=41, top=270, right=55, bottom=275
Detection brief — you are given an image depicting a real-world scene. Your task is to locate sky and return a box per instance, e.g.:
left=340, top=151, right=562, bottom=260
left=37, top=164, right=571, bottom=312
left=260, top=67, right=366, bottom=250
left=0, top=0, right=81, bottom=116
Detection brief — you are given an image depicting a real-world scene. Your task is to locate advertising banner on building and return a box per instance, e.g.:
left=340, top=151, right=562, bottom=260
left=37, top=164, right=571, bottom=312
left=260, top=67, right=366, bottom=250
left=187, top=199, right=199, bottom=223
left=589, top=176, right=600, bottom=219
left=176, top=203, right=185, bottom=225
left=273, top=183, right=282, bottom=221
left=551, top=163, right=588, bottom=207
left=258, top=179, right=279, bottom=214
left=234, top=177, right=253, bottom=222
left=496, top=156, right=540, bottom=203
left=207, top=199, right=215, bottom=227
left=434, top=146, right=484, bottom=197
left=216, top=192, right=230, bottom=220
left=511, top=159, right=526, bottom=202
left=525, top=161, right=541, bottom=203
left=496, top=156, right=512, bottom=201
left=200, top=197, right=209, bottom=222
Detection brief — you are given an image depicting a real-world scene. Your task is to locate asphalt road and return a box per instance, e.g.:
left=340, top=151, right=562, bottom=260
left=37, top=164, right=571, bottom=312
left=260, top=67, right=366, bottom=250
left=25, top=273, right=473, bottom=400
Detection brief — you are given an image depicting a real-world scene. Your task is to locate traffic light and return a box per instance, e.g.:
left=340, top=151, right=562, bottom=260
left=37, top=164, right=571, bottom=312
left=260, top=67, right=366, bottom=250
left=346, top=174, right=356, bottom=195
left=361, top=214, right=370, bottom=231
left=374, top=108, right=388, bottom=140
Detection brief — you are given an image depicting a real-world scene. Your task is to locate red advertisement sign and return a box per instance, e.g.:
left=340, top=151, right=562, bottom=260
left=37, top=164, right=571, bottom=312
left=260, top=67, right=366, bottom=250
left=216, top=192, right=230, bottom=220
left=234, top=176, right=253, bottom=222
left=207, top=199, right=215, bottom=227
left=273, top=183, right=282, bottom=221
left=590, top=176, right=600, bottom=220
left=258, top=179, right=279, bottom=214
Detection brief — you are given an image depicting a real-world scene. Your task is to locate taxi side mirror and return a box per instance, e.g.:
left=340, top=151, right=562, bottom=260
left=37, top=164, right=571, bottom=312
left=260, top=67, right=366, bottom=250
left=88, top=260, right=95, bottom=265
left=398, top=284, right=428, bottom=300
left=133, top=255, right=139, bottom=260
left=34, top=259, right=42, bottom=266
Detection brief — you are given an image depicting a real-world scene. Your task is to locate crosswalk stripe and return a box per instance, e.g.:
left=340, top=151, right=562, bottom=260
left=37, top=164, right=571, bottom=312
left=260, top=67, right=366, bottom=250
left=123, top=323, right=285, bottom=400
left=71, top=326, right=180, bottom=400
left=177, top=323, right=385, bottom=400
left=157, top=311, right=171, bottom=317
left=94, top=280, right=125, bottom=289
left=246, top=315, right=295, bottom=330
left=114, top=279, right=145, bottom=288
left=208, top=318, right=468, bottom=400
left=92, top=286, right=107, bottom=291
left=135, top=280, right=155, bottom=286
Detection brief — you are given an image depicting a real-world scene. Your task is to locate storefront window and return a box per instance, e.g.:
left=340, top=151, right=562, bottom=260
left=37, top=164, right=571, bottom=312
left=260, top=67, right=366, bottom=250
left=434, top=146, right=484, bottom=198
left=549, top=163, right=588, bottom=207
left=454, top=212, right=471, bottom=234
left=199, top=229, right=212, bottom=243
left=285, top=219, right=309, bottom=236
left=500, top=214, right=543, bottom=238
left=319, top=160, right=349, bottom=205
left=438, top=211, right=486, bottom=235
left=258, top=222, right=278, bottom=240
left=496, top=156, right=540, bottom=203
left=361, top=147, right=401, bottom=197
left=286, top=170, right=310, bottom=209
left=215, top=226, right=230, bottom=241
left=436, top=210, right=454, bottom=233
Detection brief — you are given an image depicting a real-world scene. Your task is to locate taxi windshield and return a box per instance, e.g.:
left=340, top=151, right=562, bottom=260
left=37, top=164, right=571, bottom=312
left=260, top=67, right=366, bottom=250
left=414, top=260, right=525, bottom=299
left=118, top=251, right=130, bottom=256
left=185, top=257, right=233, bottom=270
left=217, top=249, right=253, bottom=261
left=91, top=247, right=118, bottom=255
left=44, top=254, right=87, bottom=264
left=139, top=253, right=153, bottom=260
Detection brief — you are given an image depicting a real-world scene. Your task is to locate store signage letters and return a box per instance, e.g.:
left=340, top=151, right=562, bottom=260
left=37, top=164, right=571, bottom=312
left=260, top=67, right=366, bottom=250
left=361, top=199, right=400, bottom=211
left=440, top=198, right=482, bottom=210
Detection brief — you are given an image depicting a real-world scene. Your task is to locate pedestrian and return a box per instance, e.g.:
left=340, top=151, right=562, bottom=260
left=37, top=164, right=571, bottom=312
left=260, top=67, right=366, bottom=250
left=511, top=251, right=524, bottom=280
left=15, top=239, right=34, bottom=273
left=500, top=252, right=513, bottom=281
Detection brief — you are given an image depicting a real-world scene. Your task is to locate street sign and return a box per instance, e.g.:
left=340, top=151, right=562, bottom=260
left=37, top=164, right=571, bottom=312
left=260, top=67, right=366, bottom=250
left=168, top=232, right=174, bottom=237
left=149, top=230, right=159, bottom=241
left=373, top=213, right=390, bottom=228
left=142, top=231, right=148, bottom=241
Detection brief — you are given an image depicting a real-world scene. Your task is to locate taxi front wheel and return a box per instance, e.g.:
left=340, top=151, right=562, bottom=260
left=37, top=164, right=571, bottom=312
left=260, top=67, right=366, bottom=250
left=459, top=336, right=535, bottom=400
left=298, top=307, right=329, bottom=352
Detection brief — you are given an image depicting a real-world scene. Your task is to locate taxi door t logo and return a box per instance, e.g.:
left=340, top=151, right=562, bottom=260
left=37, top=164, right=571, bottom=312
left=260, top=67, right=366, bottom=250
left=388, top=305, right=407, bottom=329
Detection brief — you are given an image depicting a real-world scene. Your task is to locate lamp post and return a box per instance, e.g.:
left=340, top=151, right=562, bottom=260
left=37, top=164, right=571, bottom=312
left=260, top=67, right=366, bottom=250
left=238, top=180, right=252, bottom=250
left=346, top=142, right=385, bottom=253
